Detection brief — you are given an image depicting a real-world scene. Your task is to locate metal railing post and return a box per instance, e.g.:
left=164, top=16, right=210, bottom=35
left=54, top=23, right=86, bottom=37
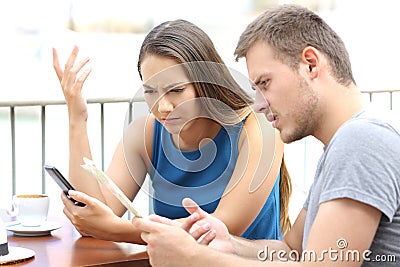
left=100, top=103, right=105, bottom=171
left=41, top=105, right=46, bottom=194
left=10, top=107, right=16, bottom=195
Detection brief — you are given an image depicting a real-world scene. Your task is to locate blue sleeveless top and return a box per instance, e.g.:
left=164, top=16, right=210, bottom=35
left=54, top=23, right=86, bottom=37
left=150, top=119, right=282, bottom=240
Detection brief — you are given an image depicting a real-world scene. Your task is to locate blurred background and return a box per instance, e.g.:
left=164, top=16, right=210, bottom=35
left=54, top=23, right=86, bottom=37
left=1, top=0, right=399, bottom=220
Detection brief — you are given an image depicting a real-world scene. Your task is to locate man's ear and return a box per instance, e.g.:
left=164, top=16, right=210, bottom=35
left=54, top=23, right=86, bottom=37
left=302, top=46, right=319, bottom=78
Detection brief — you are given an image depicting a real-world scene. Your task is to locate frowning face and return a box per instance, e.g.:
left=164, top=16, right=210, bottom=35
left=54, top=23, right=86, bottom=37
left=246, top=40, right=320, bottom=143
left=140, top=54, right=204, bottom=134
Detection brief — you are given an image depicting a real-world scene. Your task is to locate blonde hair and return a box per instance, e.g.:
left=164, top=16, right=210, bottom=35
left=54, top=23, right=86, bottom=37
left=279, top=155, right=292, bottom=235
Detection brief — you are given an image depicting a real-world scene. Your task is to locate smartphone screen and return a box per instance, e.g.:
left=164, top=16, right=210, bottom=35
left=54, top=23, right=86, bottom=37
left=44, top=165, right=86, bottom=207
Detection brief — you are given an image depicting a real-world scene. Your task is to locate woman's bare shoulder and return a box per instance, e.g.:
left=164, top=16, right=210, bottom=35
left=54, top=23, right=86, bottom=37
left=124, top=114, right=155, bottom=153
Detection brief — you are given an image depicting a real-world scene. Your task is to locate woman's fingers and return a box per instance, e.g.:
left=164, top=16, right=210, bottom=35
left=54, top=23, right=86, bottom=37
left=64, top=45, right=79, bottom=73
left=53, top=46, right=91, bottom=93
left=74, top=66, right=92, bottom=90
left=52, top=48, right=63, bottom=82
left=63, top=205, right=89, bottom=237
left=62, top=57, right=91, bottom=94
left=52, top=46, right=79, bottom=83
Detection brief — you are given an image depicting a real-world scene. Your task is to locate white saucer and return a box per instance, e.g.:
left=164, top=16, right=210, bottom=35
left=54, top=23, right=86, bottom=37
left=6, top=221, right=62, bottom=237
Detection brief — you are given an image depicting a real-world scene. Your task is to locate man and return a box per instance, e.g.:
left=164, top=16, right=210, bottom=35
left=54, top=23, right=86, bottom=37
left=133, top=4, right=400, bottom=266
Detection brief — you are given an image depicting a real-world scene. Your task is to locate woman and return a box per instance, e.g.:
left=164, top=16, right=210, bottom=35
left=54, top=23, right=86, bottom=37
left=53, top=19, right=291, bottom=243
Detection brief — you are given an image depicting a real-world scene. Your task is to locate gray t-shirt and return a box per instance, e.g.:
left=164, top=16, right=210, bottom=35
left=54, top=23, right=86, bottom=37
left=303, top=109, right=400, bottom=266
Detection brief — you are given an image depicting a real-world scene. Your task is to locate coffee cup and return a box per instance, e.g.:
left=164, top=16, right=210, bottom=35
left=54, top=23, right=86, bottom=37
left=7, top=194, right=49, bottom=227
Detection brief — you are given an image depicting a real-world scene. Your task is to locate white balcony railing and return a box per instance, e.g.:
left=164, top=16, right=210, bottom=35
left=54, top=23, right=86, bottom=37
left=0, top=90, right=399, bottom=219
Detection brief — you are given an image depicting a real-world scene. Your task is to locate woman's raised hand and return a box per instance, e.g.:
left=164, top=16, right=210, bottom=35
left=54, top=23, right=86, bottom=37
left=52, top=46, right=92, bottom=122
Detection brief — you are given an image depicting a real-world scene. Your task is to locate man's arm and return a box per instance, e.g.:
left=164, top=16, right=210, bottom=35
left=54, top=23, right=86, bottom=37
left=303, top=198, right=381, bottom=266
left=178, top=198, right=305, bottom=258
left=133, top=213, right=304, bottom=267
left=135, top=197, right=381, bottom=267
left=229, top=208, right=306, bottom=259
left=224, top=198, right=381, bottom=266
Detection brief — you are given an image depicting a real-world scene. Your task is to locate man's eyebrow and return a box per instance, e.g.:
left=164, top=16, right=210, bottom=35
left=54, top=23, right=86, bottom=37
left=253, top=72, right=271, bottom=86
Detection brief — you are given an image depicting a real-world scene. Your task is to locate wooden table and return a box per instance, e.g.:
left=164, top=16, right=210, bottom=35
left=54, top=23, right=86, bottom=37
left=1, top=210, right=150, bottom=266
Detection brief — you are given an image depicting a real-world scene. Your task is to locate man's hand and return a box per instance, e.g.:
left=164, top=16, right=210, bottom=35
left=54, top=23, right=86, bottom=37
left=181, top=198, right=234, bottom=253
left=144, top=198, right=235, bottom=253
left=133, top=216, right=205, bottom=267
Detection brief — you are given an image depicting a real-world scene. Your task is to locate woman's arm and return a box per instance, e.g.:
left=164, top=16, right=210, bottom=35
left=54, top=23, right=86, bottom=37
left=60, top=115, right=149, bottom=241
left=53, top=46, right=149, bottom=215
left=212, top=112, right=284, bottom=236
left=59, top=116, right=150, bottom=242
left=103, top=115, right=153, bottom=216
left=53, top=46, right=155, bottom=242
left=53, top=46, right=104, bottom=201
